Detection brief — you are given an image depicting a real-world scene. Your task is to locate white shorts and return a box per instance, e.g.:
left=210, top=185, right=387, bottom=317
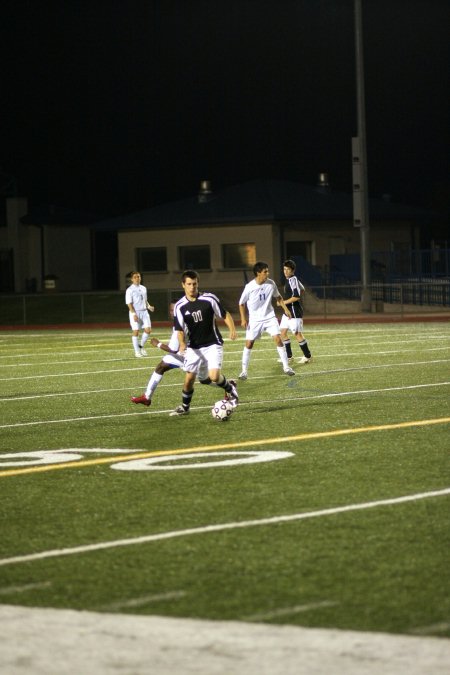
left=129, top=309, right=151, bottom=330
left=279, top=315, right=304, bottom=333
left=183, top=344, right=223, bottom=375
left=162, top=353, right=184, bottom=369
left=162, top=352, right=208, bottom=380
left=246, top=316, right=280, bottom=341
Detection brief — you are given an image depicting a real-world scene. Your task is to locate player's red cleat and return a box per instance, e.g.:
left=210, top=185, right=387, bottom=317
left=131, top=395, right=151, bottom=407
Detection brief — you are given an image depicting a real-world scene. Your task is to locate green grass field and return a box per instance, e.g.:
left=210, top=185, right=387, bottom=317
left=0, top=321, right=449, bottom=639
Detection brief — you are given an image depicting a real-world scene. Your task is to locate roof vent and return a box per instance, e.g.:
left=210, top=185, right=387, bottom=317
left=198, top=180, right=212, bottom=203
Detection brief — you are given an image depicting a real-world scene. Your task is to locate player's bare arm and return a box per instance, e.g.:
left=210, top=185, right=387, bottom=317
left=277, top=297, right=291, bottom=318
left=150, top=337, right=176, bottom=354
left=177, top=330, right=187, bottom=354
left=278, top=296, right=300, bottom=306
left=224, top=311, right=237, bottom=340
left=239, top=304, right=248, bottom=328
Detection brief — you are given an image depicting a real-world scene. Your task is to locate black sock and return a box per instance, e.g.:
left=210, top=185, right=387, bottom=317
left=217, top=376, right=232, bottom=393
left=181, top=389, right=193, bottom=410
left=283, top=339, right=292, bottom=358
left=299, top=340, right=311, bottom=358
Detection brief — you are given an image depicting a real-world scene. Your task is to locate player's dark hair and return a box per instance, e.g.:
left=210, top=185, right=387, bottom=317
left=181, top=269, right=199, bottom=282
left=283, top=259, right=296, bottom=271
left=253, top=261, right=269, bottom=276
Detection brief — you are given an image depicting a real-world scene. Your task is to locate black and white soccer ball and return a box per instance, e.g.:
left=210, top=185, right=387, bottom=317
left=211, top=399, right=234, bottom=421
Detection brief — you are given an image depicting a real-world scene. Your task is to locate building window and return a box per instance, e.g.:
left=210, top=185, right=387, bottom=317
left=286, top=241, right=314, bottom=263
left=137, top=247, right=167, bottom=272
left=179, top=245, right=211, bottom=270
left=222, top=243, right=256, bottom=269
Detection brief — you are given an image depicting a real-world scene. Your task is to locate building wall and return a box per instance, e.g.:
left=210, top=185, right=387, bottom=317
left=118, top=218, right=417, bottom=292
left=118, top=222, right=277, bottom=291
left=24, top=225, right=42, bottom=289
left=5, top=197, right=28, bottom=292
left=2, top=198, right=93, bottom=292
left=1, top=195, right=423, bottom=294
left=283, top=220, right=414, bottom=268
left=43, top=225, right=92, bottom=291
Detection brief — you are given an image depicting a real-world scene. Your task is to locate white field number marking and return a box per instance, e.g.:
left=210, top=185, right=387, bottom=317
left=111, top=450, right=294, bottom=471
left=0, top=449, right=127, bottom=467
left=0, top=449, right=293, bottom=470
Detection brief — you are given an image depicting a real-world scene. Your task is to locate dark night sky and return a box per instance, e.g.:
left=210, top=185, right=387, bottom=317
left=3, top=0, right=450, bottom=217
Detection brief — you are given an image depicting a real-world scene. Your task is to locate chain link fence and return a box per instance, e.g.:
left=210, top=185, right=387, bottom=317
left=1, top=281, right=449, bottom=327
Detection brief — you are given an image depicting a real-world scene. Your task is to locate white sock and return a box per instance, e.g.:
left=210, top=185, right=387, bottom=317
left=141, top=333, right=149, bottom=347
left=146, top=372, right=163, bottom=399
left=277, top=345, right=288, bottom=369
left=132, top=336, right=140, bottom=353
left=242, top=347, right=252, bottom=371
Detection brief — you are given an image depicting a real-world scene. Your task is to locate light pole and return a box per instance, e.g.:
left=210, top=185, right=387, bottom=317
left=352, top=0, right=372, bottom=311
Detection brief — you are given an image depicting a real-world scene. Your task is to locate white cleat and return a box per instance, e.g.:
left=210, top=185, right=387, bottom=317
left=135, top=352, right=144, bottom=358
left=140, top=348, right=148, bottom=356
left=298, top=356, right=312, bottom=365
left=284, top=367, right=295, bottom=376
left=238, top=371, right=248, bottom=381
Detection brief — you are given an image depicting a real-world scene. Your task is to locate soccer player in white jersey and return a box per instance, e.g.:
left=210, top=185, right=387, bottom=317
left=238, top=261, right=295, bottom=380
left=280, top=259, right=312, bottom=364
left=125, top=271, right=154, bottom=358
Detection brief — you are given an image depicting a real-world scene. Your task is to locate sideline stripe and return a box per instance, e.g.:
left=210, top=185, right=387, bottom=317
left=1, top=359, right=450, bottom=402
left=1, top=347, right=449, bottom=380
left=0, top=581, right=51, bottom=594
left=243, top=600, right=338, bottom=621
left=101, top=591, right=187, bottom=611
left=0, top=487, right=448, bottom=567
left=0, top=416, right=449, bottom=479
left=1, top=381, right=449, bottom=430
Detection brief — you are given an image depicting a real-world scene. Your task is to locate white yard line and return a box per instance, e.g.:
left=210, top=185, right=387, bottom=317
left=1, top=357, right=450, bottom=401
left=243, top=600, right=338, bottom=621
left=0, top=336, right=449, bottom=370
left=1, top=343, right=449, bottom=373
left=0, top=582, right=51, bottom=595
left=0, top=356, right=138, bottom=369
left=1, top=380, right=449, bottom=428
left=0, top=366, right=150, bottom=382
left=1, top=487, right=449, bottom=568
left=101, top=591, right=186, bottom=611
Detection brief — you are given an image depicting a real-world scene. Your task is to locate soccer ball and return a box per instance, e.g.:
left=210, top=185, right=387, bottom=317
left=211, top=399, right=234, bottom=421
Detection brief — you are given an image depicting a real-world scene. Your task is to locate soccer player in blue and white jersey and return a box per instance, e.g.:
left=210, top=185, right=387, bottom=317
left=238, top=261, right=295, bottom=380
left=280, top=259, right=312, bottom=364
left=125, top=271, right=154, bottom=358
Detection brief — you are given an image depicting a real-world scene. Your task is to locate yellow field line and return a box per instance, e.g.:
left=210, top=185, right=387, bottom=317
left=1, top=416, right=449, bottom=479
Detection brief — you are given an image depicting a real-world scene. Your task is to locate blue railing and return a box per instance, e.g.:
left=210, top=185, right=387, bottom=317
left=296, top=249, right=450, bottom=287
left=307, top=281, right=450, bottom=309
